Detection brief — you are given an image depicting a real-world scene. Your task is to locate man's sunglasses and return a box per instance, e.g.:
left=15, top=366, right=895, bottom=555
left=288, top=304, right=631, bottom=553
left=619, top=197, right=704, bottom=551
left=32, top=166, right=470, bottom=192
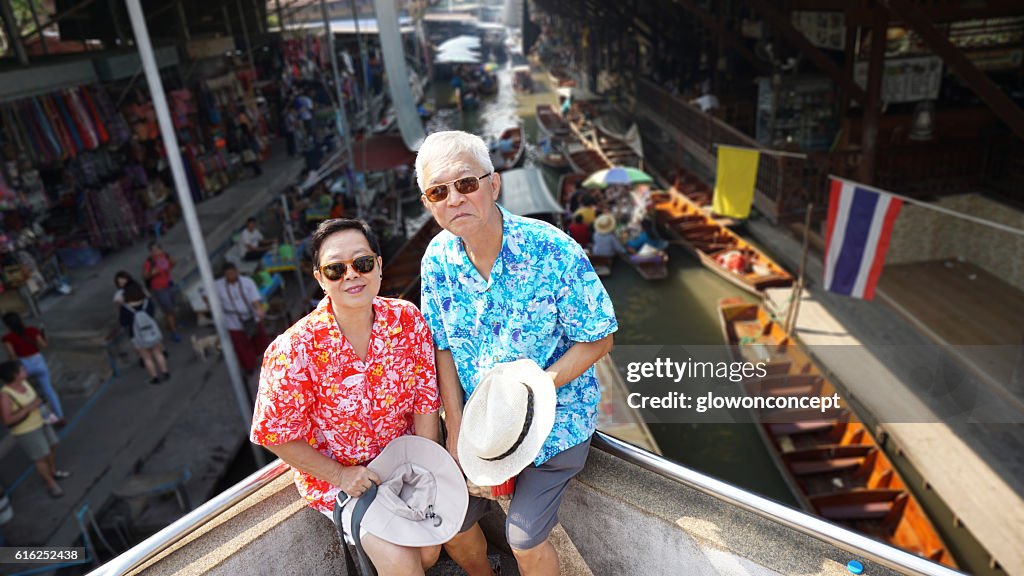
left=423, top=173, right=492, bottom=203
left=316, top=255, right=377, bottom=281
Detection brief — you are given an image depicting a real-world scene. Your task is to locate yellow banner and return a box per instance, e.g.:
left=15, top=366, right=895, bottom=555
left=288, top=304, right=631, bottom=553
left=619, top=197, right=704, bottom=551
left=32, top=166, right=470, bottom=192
left=712, top=146, right=760, bottom=219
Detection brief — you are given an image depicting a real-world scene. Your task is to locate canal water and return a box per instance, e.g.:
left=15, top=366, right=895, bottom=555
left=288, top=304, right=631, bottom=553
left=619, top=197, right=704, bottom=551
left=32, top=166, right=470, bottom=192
left=426, top=67, right=797, bottom=506
left=429, top=65, right=1003, bottom=575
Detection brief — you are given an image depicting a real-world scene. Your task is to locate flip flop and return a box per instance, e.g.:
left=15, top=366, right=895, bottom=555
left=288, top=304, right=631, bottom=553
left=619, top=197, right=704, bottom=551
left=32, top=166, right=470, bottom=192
left=49, top=485, right=64, bottom=498
left=54, top=470, right=72, bottom=479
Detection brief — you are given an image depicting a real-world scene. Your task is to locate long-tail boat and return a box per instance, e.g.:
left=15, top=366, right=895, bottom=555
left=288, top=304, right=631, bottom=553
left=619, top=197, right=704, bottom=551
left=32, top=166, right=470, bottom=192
left=718, top=297, right=957, bottom=569
left=378, top=218, right=441, bottom=305
left=655, top=187, right=792, bottom=294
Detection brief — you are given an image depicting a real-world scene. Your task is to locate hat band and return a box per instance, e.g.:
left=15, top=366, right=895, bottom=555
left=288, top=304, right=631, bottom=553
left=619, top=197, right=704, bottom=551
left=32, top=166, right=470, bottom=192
left=480, top=384, right=534, bottom=462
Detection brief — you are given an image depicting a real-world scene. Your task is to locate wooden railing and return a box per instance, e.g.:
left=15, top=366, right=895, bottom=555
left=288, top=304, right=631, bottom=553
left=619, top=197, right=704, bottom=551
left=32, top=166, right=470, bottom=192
left=636, top=79, right=1005, bottom=223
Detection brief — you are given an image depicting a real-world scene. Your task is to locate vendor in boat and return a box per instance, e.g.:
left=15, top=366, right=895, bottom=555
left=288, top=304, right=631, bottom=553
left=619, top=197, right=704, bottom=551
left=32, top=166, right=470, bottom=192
left=591, top=214, right=629, bottom=258
left=416, top=131, right=617, bottom=576
left=250, top=218, right=445, bottom=575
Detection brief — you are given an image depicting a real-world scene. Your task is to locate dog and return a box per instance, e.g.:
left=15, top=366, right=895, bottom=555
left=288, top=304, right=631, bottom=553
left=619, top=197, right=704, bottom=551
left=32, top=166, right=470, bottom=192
left=191, top=334, right=221, bottom=361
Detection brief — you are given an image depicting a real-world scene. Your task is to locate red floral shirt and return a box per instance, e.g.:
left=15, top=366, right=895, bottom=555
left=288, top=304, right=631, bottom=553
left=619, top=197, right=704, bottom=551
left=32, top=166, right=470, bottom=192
left=250, top=296, right=440, bottom=512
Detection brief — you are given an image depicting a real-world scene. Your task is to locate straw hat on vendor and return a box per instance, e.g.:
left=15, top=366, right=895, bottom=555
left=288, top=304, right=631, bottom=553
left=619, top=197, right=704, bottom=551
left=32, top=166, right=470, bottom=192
left=593, top=214, right=617, bottom=235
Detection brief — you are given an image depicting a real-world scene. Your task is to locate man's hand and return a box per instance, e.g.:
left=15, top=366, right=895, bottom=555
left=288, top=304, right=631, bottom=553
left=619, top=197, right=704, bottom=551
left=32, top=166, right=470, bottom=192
left=335, top=465, right=381, bottom=499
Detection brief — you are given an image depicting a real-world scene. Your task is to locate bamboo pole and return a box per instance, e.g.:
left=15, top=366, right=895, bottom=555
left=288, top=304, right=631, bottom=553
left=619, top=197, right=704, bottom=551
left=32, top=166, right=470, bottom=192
left=785, top=203, right=814, bottom=336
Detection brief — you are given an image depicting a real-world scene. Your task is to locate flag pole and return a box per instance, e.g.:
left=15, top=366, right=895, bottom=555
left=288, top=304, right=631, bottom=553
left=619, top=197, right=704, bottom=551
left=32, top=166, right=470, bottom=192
left=785, top=203, right=814, bottom=336
left=713, top=142, right=808, bottom=160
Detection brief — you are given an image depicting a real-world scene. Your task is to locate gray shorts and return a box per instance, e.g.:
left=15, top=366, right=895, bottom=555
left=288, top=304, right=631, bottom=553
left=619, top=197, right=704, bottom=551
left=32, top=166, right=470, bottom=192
left=460, top=437, right=591, bottom=550
left=152, top=287, right=176, bottom=313
left=15, top=423, right=58, bottom=461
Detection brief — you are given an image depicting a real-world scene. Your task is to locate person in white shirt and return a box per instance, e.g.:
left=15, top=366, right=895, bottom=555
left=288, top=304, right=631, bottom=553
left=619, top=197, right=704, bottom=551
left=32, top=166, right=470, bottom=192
left=213, top=262, right=268, bottom=374
left=240, top=218, right=274, bottom=261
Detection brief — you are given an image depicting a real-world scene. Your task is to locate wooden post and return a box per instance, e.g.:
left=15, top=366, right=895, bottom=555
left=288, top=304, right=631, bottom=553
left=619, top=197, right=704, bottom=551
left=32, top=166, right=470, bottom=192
left=858, top=10, right=887, bottom=185
left=786, top=203, right=814, bottom=335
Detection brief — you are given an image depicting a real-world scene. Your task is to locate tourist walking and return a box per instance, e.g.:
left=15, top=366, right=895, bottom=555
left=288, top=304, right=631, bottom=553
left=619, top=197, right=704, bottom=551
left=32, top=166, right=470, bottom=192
left=2, top=312, right=63, bottom=426
left=142, top=242, right=181, bottom=342
left=120, top=283, right=171, bottom=384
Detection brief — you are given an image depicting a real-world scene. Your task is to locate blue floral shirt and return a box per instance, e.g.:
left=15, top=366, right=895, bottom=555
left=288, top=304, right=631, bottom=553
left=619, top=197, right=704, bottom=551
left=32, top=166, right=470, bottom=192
left=420, top=206, right=618, bottom=465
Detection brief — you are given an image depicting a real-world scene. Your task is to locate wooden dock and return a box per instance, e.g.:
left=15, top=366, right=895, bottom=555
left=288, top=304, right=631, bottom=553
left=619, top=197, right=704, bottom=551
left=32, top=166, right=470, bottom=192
left=765, top=286, right=1024, bottom=575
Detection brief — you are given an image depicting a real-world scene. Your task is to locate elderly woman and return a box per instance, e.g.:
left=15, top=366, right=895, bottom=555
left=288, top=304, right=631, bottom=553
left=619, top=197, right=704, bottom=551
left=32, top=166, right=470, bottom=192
left=250, top=218, right=442, bottom=576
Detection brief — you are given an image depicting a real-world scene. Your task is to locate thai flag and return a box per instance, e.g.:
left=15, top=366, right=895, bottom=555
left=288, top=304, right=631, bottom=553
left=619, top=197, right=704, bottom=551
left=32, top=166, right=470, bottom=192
left=823, top=178, right=903, bottom=300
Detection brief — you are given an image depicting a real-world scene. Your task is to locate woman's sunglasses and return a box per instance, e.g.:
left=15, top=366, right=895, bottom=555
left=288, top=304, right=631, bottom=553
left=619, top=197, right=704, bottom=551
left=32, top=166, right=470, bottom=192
left=316, top=255, right=377, bottom=281
left=423, top=173, right=492, bottom=203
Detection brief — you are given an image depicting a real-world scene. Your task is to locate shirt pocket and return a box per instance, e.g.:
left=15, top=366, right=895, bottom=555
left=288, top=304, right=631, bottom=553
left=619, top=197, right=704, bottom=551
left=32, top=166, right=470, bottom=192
left=503, top=293, right=559, bottom=357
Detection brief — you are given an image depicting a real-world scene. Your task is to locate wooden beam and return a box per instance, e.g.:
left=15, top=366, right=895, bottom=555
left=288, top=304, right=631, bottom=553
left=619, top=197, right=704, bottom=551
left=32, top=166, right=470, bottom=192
left=883, top=0, right=1024, bottom=142
left=748, top=0, right=869, bottom=104
left=673, top=0, right=771, bottom=75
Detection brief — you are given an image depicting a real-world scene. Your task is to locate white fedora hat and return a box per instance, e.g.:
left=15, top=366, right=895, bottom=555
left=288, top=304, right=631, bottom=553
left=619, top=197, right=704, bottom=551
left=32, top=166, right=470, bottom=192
left=458, top=359, right=557, bottom=486
left=362, top=435, right=468, bottom=547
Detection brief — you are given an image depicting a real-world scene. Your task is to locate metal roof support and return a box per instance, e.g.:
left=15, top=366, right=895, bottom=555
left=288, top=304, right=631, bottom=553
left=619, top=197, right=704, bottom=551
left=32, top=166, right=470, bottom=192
left=883, top=0, right=1024, bottom=142
left=18, top=0, right=97, bottom=44
left=25, top=0, right=47, bottom=56
left=235, top=0, right=257, bottom=77
left=0, top=0, right=29, bottom=65
left=125, top=0, right=265, bottom=467
left=747, top=0, right=868, bottom=105
left=858, top=9, right=887, bottom=184
left=177, top=0, right=190, bottom=42
left=673, top=0, right=770, bottom=75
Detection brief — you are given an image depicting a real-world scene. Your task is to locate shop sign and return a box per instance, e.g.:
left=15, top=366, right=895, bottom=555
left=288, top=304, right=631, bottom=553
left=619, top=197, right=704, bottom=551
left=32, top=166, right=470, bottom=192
left=854, top=56, right=942, bottom=104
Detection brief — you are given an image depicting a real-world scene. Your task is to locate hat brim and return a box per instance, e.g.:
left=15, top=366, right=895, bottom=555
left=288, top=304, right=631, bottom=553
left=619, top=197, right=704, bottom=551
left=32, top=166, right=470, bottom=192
left=594, top=218, right=616, bottom=234
left=458, top=360, right=558, bottom=487
left=362, top=436, right=468, bottom=547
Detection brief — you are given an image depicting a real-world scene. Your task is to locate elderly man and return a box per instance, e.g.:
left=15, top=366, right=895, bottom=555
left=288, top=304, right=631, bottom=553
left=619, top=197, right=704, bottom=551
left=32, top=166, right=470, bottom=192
left=417, top=131, right=617, bottom=576
left=214, top=262, right=269, bottom=374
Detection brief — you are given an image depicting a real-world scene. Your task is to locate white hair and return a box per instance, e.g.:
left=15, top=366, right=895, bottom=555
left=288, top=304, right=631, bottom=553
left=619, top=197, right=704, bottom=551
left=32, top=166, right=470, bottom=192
left=415, top=131, right=494, bottom=190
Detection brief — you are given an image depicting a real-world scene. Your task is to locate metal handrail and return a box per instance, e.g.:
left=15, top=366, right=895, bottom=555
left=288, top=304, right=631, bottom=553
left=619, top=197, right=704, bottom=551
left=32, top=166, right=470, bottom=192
left=591, top=432, right=965, bottom=576
left=91, top=433, right=965, bottom=576
left=87, top=459, right=291, bottom=576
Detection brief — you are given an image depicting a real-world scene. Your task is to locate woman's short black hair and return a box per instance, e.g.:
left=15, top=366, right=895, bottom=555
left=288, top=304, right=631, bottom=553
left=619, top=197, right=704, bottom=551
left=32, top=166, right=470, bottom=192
left=2, top=312, right=25, bottom=335
left=114, top=270, right=134, bottom=287
left=311, top=218, right=380, bottom=268
left=0, top=360, right=21, bottom=384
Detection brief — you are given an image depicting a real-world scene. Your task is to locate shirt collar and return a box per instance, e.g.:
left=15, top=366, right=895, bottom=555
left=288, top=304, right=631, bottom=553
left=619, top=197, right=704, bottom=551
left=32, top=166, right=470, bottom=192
left=451, top=205, right=515, bottom=293
left=314, top=296, right=397, bottom=343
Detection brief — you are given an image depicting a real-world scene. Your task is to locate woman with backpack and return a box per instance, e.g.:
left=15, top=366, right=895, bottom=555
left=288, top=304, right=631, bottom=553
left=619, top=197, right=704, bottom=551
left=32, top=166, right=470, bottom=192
left=120, top=283, right=171, bottom=384
left=2, top=312, right=63, bottom=426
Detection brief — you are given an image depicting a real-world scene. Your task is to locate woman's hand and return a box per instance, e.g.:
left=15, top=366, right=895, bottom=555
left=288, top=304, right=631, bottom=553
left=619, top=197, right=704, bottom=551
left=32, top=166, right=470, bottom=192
left=336, top=465, right=381, bottom=499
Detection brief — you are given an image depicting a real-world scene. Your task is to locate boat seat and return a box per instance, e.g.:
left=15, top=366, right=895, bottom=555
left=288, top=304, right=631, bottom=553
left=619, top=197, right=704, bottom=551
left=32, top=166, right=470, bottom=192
left=769, top=422, right=834, bottom=435
left=752, top=273, right=794, bottom=288
left=788, top=457, right=862, bottom=476
left=818, top=501, right=894, bottom=521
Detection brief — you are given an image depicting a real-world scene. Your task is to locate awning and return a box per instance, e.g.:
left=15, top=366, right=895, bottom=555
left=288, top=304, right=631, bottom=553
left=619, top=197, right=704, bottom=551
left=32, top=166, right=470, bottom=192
left=498, top=168, right=562, bottom=217
left=352, top=134, right=415, bottom=172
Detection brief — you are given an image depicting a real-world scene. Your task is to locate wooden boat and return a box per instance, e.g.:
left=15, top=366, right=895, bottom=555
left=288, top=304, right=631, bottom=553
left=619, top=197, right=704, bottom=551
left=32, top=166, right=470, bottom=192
left=623, top=249, right=668, bottom=280
left=536, top=104, right=570, bottom=139
left=655, top=187, right=792, bottom=294
left=378, top=218, right=441, bottom=305
left=717, top=298, right=958, bottom=568
left=535, top=141, right=570, bottom=170
left=595, top=121, right=642, bottom=168
left=565, top=142, right=610, bottom=175
left=490, top=126, right=525, bottom=172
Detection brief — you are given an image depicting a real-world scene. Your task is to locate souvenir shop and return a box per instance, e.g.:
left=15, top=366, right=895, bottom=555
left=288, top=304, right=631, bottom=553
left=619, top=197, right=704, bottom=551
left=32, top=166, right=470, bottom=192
left=0, top=54, right=273, bottom=313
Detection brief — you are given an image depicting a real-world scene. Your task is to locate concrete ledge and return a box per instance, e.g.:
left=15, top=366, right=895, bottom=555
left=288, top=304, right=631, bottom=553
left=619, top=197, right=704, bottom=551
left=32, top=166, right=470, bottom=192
left=130, top=474, right=345, bottom=576
left=133, top=447, right=912, bottom=576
